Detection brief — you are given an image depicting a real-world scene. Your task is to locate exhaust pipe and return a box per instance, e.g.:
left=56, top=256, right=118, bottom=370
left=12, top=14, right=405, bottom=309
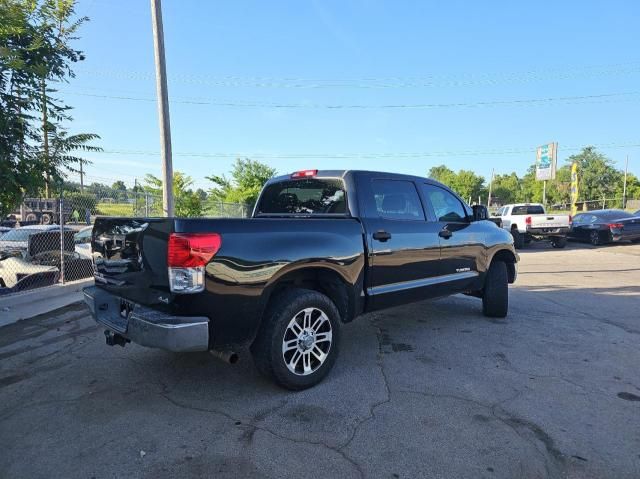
left=210, top=349, right=239, bottom=364
left=104, top=330, right=129, bottom=347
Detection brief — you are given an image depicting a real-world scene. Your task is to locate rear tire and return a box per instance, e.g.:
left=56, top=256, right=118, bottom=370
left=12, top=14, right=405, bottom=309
left=590, top=230, right=602, bottom=246
left=551, top=236, right=567, bottom=248
left=482, top=261, right=508, bottom=318
left=251, top=288, right=341, bottom=390
left=511, top=229, right=524, bottom=249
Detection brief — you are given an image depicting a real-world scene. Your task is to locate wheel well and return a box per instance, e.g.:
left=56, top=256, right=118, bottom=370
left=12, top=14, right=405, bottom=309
left=265, top=268, right=352, bottom=322
left=511, top=224, right=518, bottom=230
left=491, top=249, right=517, bottom=283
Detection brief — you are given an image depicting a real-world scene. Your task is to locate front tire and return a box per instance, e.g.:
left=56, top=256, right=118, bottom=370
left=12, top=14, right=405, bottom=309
left=482, top=261, right=508, bottom=318
left=251, top=288, right=341, bottom=390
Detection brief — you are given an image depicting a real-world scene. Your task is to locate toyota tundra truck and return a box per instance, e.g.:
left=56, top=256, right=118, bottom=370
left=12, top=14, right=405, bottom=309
left=495, top=203, right=571, bottom=249
left=83, top=170, right=518, bottom=390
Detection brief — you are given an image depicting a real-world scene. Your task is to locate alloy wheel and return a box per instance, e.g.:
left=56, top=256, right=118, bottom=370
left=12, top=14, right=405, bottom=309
left=281, top=307, right=333, bottom=376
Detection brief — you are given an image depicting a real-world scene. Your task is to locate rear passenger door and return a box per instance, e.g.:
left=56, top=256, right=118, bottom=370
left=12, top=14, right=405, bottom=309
left=358, top=176, right=443, bottom=310
left=420, top=183, right=485, bottom=293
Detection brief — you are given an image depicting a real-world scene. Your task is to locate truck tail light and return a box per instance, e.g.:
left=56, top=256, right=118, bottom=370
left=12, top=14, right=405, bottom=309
left=568, top=215, right=572, bottom=225
left=525, top=216, right=532, bottom=226
left=608, top=223, right=624, bottom=230
left=291, top=169, right=318, bottom=178
left=167, top=233, right=221, bottom=293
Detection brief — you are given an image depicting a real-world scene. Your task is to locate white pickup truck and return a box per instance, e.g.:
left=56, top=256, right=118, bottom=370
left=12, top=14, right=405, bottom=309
left=494, top=203, right=571, bottom=249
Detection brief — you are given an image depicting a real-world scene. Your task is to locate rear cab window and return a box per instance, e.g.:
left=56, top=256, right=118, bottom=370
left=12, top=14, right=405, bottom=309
left=256, top=178, right=347, bottom=216
left=512, top=205, right=545, bottom=215
left=370, top=179, right=425, bottom=221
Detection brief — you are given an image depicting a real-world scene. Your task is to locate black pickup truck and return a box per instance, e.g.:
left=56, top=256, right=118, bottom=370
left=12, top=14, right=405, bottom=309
left=84, top=170, right=517, bottom=389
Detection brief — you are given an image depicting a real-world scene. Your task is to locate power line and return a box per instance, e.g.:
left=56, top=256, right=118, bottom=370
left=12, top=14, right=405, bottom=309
left=95, top=141, right=640, bottom=160
left=60, top=90, right=640, bottom=110
left=74, top=60, right=640, bottom=89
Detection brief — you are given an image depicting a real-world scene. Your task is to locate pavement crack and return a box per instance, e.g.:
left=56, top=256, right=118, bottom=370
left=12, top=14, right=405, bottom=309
left=159, top=394, right=365, bottom=478
left=338, top=316, right=393, bottom=455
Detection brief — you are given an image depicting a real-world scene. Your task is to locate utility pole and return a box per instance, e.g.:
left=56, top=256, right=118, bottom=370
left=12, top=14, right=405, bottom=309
left=42, top=79, right=50, bottom=198
left=622, top=155, right=629, bottom=209
left=150, top=0, right=174, bottom=216
left=134, top=178, right=138, bottom=215
left=487, top=168, right=495, bottom=208
left=79, top=160, right=84, bottom=192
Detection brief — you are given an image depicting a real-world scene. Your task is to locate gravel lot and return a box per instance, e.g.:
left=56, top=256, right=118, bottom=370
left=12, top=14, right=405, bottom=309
left=1, top=242, right=639, bottom=479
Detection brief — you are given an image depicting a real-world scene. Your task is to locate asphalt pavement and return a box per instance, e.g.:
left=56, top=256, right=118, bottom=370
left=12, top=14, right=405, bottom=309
left=1, top=241, right=639, bottom=479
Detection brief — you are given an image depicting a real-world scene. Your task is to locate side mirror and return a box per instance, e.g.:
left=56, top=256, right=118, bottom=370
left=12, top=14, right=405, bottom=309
left=472, top=204, right=489, bottom=221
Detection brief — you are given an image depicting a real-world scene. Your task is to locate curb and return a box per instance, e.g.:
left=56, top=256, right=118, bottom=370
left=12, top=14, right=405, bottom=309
left=0, top=278, right=93, bottom=328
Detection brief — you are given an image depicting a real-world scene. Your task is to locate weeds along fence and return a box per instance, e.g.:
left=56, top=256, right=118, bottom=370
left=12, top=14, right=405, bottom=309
left=0, top=191, right=251, bottom=296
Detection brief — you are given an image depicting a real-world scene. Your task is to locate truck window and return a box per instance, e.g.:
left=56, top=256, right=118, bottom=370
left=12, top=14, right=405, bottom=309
left=371, top=180, right=425, bottom=221
left=257, top=178, right=346, bottom=215
left=512, top=205, right=545, bottom=215
left=421, top=184, right=468, bottom=223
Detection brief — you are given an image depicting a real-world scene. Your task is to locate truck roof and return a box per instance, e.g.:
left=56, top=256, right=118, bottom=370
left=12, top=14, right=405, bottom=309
left=504, top=203, right=544, bottom=207
left=268, top=169, right=443, bottom=185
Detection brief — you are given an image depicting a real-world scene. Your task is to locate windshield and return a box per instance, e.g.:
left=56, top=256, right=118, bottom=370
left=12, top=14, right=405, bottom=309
left=512, top=205, right=545, bottom=215
left=257, top=178, right=346, bottom=215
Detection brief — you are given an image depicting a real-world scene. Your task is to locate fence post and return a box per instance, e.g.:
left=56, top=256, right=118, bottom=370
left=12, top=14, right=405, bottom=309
left=145, top=192, right=149, bottom=216
left=59, top=195, right=65, bottom=285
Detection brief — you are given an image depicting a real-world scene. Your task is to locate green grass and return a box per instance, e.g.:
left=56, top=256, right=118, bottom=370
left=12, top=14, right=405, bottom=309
left=96, top=202, right=134, bottom=217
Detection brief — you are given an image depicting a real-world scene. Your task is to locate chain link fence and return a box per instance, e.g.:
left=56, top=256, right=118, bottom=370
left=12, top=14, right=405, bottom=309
left=3, top=188, right=637, bottom=297
left=549, top=197, right=640, bottom=213
left=0, top=191, right=251, bottom=296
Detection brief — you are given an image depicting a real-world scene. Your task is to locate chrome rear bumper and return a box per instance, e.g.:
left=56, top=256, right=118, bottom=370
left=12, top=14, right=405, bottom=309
left=83, top=286, right=209, bottom=352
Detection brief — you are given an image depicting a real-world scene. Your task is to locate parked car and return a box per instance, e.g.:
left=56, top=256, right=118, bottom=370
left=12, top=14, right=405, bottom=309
left=568, top=210, right=640, bottom=245
left=74, top=226, right=93, bottom=259
left=0, top=226, right=93, bottom=292
left=0, top=225, right=68, bottom=257
left=494, top=203, right=571, bottom=249
left=84, top=170, right=518, bottom=390
left=0, top=226, right=11, bottom=238
left=0, top=255, right=59, bottom=292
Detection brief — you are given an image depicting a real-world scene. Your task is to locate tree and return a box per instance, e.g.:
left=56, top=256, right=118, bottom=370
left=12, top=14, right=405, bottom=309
left=195, top=188, right=208, bottom=202
left=566, top=147, right=620, bottom=204
left=144, top=171, right=203, bottom=217
left=1, top=0, right=99, bottom=218
left=111, top=180, right=127, bottom=201
left=208, top=158, right=276, bottom=205
left=491, top=172, right=521, bottom=204
left=428, top=165, right=486, bottom=202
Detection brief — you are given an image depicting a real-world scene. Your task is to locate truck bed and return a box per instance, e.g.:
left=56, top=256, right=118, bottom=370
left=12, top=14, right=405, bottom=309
left=91, top=216, right=367, bottom=348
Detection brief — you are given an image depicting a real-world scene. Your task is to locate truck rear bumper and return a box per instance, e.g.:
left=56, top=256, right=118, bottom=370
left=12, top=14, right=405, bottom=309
left=526, top=227, right=570, bottom=236
left=83, top=286, right=209, bottom=352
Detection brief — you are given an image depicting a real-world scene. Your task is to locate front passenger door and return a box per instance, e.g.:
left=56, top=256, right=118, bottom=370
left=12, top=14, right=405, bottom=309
left=359, top=178, right=443, bottom=310
left=421, top=184, right=485, bottom=292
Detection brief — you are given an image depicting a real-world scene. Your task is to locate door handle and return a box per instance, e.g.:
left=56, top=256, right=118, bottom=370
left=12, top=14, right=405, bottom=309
left=373, top=230, right=392, bottom=242
left=438, top=228, right=453, bottom=239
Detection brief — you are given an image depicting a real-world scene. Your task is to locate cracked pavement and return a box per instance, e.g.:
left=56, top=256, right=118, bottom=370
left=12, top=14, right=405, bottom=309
left=1, top=241, right=639, bottom=478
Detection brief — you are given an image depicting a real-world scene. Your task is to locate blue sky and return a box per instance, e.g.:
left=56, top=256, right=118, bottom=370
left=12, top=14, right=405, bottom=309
left=63, top=0, right=640, bottom=190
